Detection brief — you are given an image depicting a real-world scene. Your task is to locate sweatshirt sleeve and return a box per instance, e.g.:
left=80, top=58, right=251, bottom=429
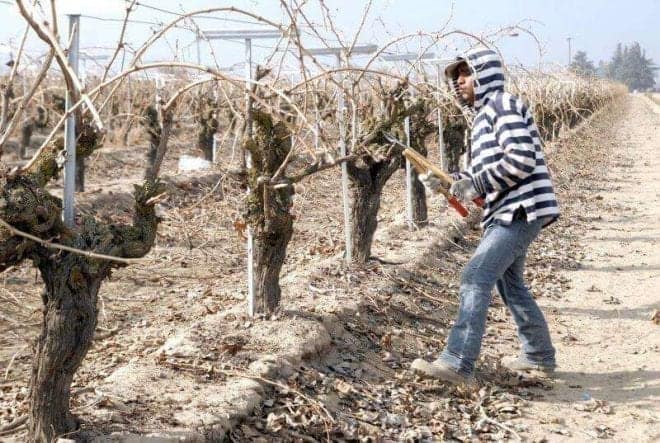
left=471, top=97, right=537, bottom=195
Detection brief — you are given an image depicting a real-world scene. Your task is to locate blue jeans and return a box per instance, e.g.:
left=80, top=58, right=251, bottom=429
left=438, top=217, right=556, bottom=376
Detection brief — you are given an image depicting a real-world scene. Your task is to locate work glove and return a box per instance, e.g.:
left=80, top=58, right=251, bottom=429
left=419, top=172, right=444, bottom=194
left=449, top=177, right=478, bottom=202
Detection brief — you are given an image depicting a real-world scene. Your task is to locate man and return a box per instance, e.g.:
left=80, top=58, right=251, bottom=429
left=412, top=47, right=560, bottom=385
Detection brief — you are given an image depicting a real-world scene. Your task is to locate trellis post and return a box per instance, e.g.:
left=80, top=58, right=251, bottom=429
left=62, top=14, right=80, bottom=227
left=199, top=29, right=282, bottom=317
left=381, top=52, right=435, bottom=229
left=300, top=44, right=377, bottom=264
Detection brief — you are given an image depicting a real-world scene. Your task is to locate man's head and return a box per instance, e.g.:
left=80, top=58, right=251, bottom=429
left=453, top=61, right=475, bottom=105
left=444, top=48, right=505, bottom=111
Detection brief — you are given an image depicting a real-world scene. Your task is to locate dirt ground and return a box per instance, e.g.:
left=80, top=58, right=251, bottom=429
left=0, top=94, right=658, bottom=442
left=503, top=94, right=659, bottom=441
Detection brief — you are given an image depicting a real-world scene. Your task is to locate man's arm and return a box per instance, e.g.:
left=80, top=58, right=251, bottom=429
left=471, top=97, right=537, bottom=195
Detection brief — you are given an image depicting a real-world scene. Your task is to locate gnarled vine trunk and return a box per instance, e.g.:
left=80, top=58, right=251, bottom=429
left=198, top=127, right=215, bottom=161
left=194, top=93, right=219, bottom=162
left=143, top=105, right=160, bottom=179
left=350, top=174, right=383, bottom=263
left=245, top=108, right=294, bottom=313
left=253, top=213, right=293, bottom=312
left=29, top=256, right=108, bottom=441
left=347, top=156, right=400, bottom=263
left=408, top=97, right=437, bottom=227
left=75, top=156, right=85, bottom=192
left=0, top=119, right=163, bottom=442
left=410, top=169, right=427, bottom=226
left=344, top=80, right=410, bottom=264
left=443, top=120, right=468, bottom=173
left=23, top=178, right=159, bottom=442
left=20, top=119, right=34, bottom=159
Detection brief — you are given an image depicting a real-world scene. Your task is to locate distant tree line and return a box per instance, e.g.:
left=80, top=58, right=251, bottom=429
left=569, top=51, right=596, bottom=77
left=570, top=42, right=657, bottom=91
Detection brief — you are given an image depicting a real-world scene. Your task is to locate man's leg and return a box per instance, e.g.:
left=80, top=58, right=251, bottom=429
left=436, top=221, right=530, bottom=376
left=496, top=253, right=556, bottom=368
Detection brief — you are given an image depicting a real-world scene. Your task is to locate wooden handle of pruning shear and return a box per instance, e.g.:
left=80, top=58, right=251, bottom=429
left=403, top=148, right=453, bottom=187
left=403, top=149, right=470, bottom=217
left=403, top=148, right=485, bottom=209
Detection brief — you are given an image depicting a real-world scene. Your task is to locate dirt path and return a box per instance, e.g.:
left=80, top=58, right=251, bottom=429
left=507, top=94, right=660, bottom=441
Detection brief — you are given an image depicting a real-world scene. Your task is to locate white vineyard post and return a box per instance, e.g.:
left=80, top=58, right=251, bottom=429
left=212, top=87, right=219, bottom=164
left=212, top=134, right=217, bottom=164
left=404, top=112, right=414, bottom=229
left=428, top=58, right=455, bottom=170
left=314, top=105, right=320, bottom=151
left=198, top=29, right=282, bottom=317
left=245, top=38, right=255, bottom=317
left=381, top=52, right=435, bottom=230
left=436, top=63, right=446, bottom=170
left=298, top=44, right=377, bottom=265
left=62, top=14, right=80, bottom=228
left=336, top=52, right=352, bottom=263
left=196, top=32, right=201, bottom=65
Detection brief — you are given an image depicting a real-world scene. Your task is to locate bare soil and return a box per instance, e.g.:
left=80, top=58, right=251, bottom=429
left=502, top=94, right=659, bottom=442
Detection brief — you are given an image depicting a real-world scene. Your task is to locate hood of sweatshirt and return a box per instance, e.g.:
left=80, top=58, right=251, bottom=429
left=444, top=47, right=505, bottom=112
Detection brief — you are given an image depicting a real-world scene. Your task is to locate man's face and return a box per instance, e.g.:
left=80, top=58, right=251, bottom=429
left=454, top=62, right=475, bottom=105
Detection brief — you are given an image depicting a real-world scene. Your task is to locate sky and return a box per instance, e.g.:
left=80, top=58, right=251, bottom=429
left=0, top=0, right=657, bottom=80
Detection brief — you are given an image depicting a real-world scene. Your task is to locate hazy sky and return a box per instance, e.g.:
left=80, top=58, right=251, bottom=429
left=0, top=0, right=657, bottom=78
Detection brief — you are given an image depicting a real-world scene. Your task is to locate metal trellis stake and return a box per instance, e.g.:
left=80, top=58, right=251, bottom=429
left=336, top=52, right=352, bottom=264
left=62, top=14, right=80, bottom=228
left=436, top=63, right=446, bottom=170
left=293, top=44, right=377, bottom=265
left=381, top=52, right=435, bottom=230
left=199, top=29, right=282, bottom=317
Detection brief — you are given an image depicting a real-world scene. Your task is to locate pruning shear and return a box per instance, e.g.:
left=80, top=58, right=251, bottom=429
left=383, top=132, right=484, bottom=217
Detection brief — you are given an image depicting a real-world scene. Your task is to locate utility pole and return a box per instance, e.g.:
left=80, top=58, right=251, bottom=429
left=567, top=37, right=573, bottom=66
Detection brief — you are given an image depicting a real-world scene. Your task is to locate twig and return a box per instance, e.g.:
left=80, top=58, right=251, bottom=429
left=0, top=218, right=145, bottom=264
left=0, top=416, right=28, bottom=435
left=3, top=345, right=27, bottom=380
left=100, top=0, right=137, bottom=84
left=278, top=154, right=357, bottom=184
left=16, top=0, right=104, bottom=130
left=479, top=405, right=522, bottom=441
left=218, top=368, right=335, bottom=424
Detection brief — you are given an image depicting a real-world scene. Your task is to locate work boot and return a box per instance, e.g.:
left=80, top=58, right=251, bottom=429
left=411, top=358, right=475, bottom=386
left=501, top=356, right=555, bottom=377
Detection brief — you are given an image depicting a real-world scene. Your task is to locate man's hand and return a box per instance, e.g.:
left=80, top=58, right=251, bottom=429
left=450, top=178, right=478, bottom=202
left=419, top=173, right=444, bottom=194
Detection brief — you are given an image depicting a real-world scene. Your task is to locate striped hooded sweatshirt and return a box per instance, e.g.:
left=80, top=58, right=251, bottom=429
left=446, top=48, right=560, bottom=228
